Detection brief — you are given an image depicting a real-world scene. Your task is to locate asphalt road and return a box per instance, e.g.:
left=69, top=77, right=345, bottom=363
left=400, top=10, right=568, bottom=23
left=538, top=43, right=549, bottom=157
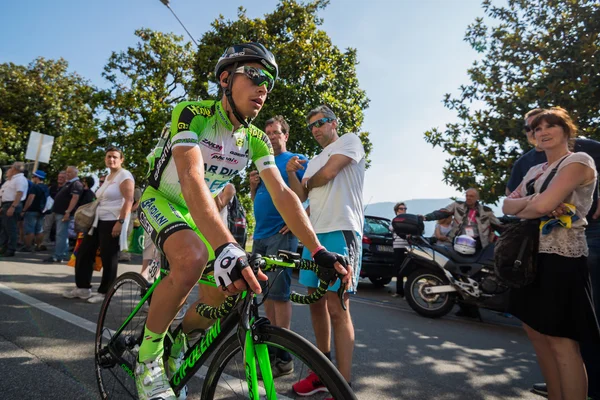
left=0, top=251, right=544, bottom=399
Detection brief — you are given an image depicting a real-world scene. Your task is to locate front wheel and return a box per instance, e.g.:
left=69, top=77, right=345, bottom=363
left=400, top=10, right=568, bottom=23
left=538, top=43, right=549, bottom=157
left=202, top=324, right=356, bottom=400
left=405, top=269, right=455, bottom=318
left=95, top=272, right=151, bottom=399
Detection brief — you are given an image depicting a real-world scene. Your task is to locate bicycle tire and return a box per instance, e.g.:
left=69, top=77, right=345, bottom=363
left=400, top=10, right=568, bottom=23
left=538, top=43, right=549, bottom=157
left=95, top=272, right=150, bottom=399
left=202, top=324, right=356, bottom=400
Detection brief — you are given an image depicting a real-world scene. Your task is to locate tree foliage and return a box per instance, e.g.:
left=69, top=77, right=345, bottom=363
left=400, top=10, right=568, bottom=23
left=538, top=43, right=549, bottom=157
left=193, top=0, right=371, bottom=187
left=98, top=28, right=196, bottom=181
left=0, top=58, right=97, bottom=176
left=425, top=0, right=600, bottom=203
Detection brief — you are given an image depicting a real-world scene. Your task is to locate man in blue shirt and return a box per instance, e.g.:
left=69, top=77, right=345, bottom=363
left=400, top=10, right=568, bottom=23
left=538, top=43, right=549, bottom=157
left=250, top=115, right=308, bottom=377
left=506, top=108, right=600, bottom=399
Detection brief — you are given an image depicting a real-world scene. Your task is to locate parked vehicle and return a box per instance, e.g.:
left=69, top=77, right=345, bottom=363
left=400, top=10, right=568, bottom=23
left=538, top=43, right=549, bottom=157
left=392, top=214, right=509, bottom=318
left=359, top=215, right=396, bottom=287
left=227, top=193, right=247, bottom=248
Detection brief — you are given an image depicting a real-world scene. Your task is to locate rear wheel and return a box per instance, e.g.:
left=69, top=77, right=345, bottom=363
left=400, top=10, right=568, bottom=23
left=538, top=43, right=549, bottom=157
left=369, top=276, right=392, bottom=287
left=95, top=272, right=150, bottom=399
left=202, top=324, right=356, bottom=400
left=405, top=269, right=455, bottom=318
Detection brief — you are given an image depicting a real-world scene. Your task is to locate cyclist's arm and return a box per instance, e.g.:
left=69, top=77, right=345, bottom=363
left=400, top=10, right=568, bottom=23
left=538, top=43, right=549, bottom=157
left=173, top=145, right=234, bottom=247
left=305, top=154, right=352, bottom=190
left=259, top=167, right=320, bottom=253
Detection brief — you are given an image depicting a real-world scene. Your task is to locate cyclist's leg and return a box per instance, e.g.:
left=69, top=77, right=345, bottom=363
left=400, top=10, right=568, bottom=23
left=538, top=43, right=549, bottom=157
left=138, top=188, right=213, bottom=357
left=182, top=281, right=228, bottom=333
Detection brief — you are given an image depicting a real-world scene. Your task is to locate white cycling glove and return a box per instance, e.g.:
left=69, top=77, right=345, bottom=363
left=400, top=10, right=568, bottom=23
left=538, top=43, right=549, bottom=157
left=213, top=243, right=249, bottom=289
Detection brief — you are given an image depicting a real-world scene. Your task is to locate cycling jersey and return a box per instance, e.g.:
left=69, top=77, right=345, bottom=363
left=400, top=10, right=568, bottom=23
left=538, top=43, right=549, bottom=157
left=147, top=99, right=275, bottom=205
left=140, top=99, right=275, bottom=257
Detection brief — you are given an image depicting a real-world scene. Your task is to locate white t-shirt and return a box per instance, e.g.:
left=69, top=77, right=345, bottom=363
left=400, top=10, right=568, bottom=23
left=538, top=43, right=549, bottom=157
left=304, top=133, right=365, bottom=234
left=1, top=173, right=28, bottom=202
left=96, top=169, right=135, bottom=221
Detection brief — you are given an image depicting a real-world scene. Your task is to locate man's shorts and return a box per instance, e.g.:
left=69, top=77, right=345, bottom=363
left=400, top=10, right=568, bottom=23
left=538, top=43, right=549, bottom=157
left=139, top=186, right=215, bottom=261
left=299, top=230, right=362, bottom=294
left=24, top=211, right=44, bottom=235
left=253, top=232, right=299, bottom=302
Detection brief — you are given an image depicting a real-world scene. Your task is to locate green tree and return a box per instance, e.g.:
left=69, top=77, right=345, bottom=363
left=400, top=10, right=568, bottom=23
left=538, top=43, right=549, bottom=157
left=0, top=58, right=98, bottom=176
left=193, top=0, right=371, bottom=176
left=98, top=28, right=196, bottom=181
left=424, top=0, right=600, bottom=203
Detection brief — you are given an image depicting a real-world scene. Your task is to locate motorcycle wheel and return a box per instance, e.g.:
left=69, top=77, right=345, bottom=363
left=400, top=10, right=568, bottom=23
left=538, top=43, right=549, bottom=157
left=405, top=269, right=455, bottom=318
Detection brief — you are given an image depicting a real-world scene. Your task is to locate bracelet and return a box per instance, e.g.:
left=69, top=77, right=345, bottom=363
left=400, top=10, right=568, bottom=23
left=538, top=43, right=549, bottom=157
left=311, top=245, right=325, bottom=258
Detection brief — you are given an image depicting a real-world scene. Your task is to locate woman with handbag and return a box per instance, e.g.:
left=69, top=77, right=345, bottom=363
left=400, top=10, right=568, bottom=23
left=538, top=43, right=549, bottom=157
left=503, top=107, right=600, bottom=400
left=63, top=147, right=134, bottom=304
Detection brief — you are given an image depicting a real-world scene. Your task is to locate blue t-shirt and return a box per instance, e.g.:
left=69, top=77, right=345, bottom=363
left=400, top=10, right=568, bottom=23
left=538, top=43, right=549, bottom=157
left=506, top=138, right=600, bottom=220
left=253, top=151, right=308, bottom=239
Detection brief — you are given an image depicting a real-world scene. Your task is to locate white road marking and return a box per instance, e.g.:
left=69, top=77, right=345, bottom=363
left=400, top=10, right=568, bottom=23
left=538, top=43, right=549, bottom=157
left=0, top=282, right=293, bottom=399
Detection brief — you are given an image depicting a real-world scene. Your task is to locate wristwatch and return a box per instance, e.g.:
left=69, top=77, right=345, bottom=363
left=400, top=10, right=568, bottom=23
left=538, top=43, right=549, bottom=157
left=118, top=219, right=125, bottom=224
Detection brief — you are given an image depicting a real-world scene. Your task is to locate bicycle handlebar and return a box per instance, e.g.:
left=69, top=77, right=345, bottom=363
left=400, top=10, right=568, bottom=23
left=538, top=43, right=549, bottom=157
left=194, top=252, right=347, bottom=320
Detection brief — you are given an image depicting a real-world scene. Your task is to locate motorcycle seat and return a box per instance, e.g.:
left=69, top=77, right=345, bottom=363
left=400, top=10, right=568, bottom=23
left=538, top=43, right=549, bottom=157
left=432, top=243, right=483, bottom=264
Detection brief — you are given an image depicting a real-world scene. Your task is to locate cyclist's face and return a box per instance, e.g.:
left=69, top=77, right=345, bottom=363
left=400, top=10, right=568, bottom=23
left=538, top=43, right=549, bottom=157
left=265, top=122, right=288, bottom=156
left=229, top=62, right=268, bottom=121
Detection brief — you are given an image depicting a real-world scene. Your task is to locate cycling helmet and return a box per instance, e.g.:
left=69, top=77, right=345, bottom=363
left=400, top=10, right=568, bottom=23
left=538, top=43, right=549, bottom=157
left=214, top=42, right=278, bottom=83
left=454, top=235, right=477, bottom=255
left=214, top=42, right=278, bottom=128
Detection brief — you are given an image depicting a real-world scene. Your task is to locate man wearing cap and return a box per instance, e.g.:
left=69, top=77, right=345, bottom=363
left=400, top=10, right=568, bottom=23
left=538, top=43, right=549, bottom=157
left=0, top=162, right=29, bottom=257
left=21, top=170, right=50, bottom=252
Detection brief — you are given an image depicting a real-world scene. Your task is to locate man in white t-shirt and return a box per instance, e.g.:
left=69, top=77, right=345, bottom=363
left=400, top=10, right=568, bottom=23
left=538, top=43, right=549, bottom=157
left=287, top=105, right=365, bottom=397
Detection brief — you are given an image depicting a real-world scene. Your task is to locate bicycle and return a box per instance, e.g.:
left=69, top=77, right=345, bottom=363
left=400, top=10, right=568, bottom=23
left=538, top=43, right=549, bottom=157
left=94, top=250, right=356, bottom=399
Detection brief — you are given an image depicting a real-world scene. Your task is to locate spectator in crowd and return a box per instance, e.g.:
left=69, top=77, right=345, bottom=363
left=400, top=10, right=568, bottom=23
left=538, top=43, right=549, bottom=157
left=44, top=166, right=82, bottom=263
left=20, top=170, right=49, bottom=252
left=422, top=188, right=501, bottom=250
left=63, top=147, right=134, bottom=303
left=506, top=108, right=600, bottom=399
left=0, top=162, right=28, bottom=257
left=503, top=107, right=600, bottom=400
left=40, top=170, right=67, bottom=251
left=119, top=185, right=142, bottom=262
left=17, top=169, right=31, bottom=247
left=288, top=105, right=365, bottom=397
left=79, top=176, right=96, bottom=206
left=434, top=214, right=454, bottom=244
left=390, top=202, right=409, bottom=298
left=249, top=115, right=308, bottom=376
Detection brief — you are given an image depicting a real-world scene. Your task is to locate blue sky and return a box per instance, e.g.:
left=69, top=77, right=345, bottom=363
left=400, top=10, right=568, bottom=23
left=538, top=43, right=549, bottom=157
left=1, top=0, right=488, bottom=203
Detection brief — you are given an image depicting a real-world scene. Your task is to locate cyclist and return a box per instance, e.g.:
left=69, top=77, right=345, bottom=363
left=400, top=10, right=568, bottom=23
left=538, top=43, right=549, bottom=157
left=136, top=42, right=352, bottom=400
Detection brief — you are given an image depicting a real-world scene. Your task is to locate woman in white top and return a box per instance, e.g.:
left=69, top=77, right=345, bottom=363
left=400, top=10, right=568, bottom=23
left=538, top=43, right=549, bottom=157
left=64, top=147, right=134, bottom=304
left=503, top=108, right=600, bottom=400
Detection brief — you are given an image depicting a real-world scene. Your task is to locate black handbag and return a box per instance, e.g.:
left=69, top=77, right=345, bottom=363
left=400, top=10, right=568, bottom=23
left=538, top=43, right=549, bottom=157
left=494, top=155, right=569, bottom=288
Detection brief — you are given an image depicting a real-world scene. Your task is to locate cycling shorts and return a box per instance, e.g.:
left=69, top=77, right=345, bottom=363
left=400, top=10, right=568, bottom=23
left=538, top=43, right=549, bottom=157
left=138, top=186, right=215, bottom=261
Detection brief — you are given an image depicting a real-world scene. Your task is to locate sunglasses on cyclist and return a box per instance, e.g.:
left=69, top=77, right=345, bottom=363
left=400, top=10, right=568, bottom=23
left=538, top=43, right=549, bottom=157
left=234, top=66, right=275, bottom=92
left=307, top=117, right=334, bottom=131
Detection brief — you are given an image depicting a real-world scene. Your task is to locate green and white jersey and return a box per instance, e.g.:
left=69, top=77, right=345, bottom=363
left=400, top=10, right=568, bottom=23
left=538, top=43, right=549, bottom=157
left=147, top=99, right=275, bottom=206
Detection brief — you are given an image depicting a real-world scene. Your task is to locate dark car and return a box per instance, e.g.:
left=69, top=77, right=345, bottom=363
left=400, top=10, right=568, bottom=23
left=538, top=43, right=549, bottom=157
left=360, top=215, right=396, bottom=287
left=228, top=193, right=247, bottom=248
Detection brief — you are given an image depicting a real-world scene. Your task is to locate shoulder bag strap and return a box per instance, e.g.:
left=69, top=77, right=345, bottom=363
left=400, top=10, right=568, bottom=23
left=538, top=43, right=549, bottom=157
left=539, top=154, right=570, bottom=194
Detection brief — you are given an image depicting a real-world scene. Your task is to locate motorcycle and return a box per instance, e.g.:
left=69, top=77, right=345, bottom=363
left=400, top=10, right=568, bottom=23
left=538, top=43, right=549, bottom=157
left=393, top=214, right=510, bottom=319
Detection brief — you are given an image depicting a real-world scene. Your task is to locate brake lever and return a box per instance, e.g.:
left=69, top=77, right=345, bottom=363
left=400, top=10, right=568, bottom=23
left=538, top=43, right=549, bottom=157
left=337, top=283, right=347, bottom=311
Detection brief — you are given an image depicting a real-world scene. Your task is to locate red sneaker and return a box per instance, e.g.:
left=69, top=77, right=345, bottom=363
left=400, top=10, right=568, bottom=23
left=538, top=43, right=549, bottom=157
left=292, top=371, right=329, bottom=396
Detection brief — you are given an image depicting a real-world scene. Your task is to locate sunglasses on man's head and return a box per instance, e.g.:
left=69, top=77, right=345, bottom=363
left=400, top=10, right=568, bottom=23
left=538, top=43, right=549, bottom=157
left=234, top=66, right=275, bottom=92
left=307, top=117, right=334, bottom=131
